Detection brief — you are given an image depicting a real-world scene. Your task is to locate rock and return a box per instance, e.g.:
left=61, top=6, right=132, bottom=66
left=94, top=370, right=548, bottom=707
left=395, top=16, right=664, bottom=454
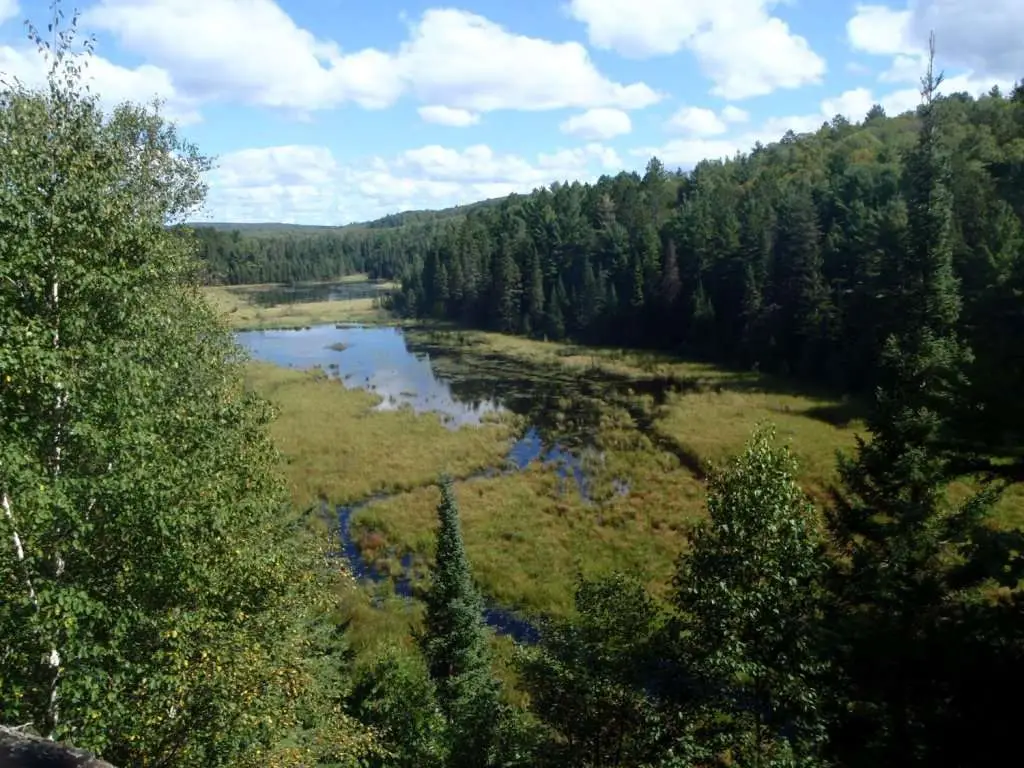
left=0, top=726, right=116, bottom=768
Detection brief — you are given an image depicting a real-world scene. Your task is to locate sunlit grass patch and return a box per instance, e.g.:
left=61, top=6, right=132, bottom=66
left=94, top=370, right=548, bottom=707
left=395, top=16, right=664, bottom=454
left=653, top=388, right=863, bottom=504
left=352, top=452, right=701, bottom=620
left=244, top=361, right=518, bottom=508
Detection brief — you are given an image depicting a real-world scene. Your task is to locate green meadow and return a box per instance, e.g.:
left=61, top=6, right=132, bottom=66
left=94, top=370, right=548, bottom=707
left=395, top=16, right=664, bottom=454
left=213, top=285, right=1023, bottom=625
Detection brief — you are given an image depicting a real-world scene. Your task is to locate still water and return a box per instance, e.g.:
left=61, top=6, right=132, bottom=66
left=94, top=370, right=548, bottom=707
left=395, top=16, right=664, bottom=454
left=236, top=324, right=505, bottom=426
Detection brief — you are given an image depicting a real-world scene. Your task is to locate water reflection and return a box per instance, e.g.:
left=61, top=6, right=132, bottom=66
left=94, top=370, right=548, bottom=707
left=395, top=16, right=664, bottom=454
left=236, top=325, right=504, bottom=427
left=236, top=324, right=617, bottom=501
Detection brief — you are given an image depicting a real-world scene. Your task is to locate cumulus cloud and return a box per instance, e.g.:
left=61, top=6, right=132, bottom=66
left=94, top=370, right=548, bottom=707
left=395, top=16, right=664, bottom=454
left=665, top=105, right=749, bottom=136
left=847, top=1, right=1024, bottom=81
left=566, top=0, right=826, bottom=98
left=204, top=142, right=626, bottom=225
left=846, top=4, right=916, bottom=56
left=75, top=0, right=659, bottom=124
left=0, top=0, right=19, bottom=26
left=418, top=105, right=480, bottom=126
left=0, top=39, right=202, bottom=125
left=559, top=108, right=632, bottom=140
left=666, top=106, right=727, bottom=136
left=720, top=105, right=750, bottom=123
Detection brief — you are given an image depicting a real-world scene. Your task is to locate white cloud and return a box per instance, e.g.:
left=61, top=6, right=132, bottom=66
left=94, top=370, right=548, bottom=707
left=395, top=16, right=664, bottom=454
left=847, top=1, right=1024, bottom=81
left=204, top=142, right=626, bottom=224
left=820, top=87, right=876, bottom=120
left=666, top=105, right=748, bottom=136
left=566, top=0, right=826, bottom=99
left=79, top=1, right=659, bottom=122
left=846, top=4, right=916, bottom=56
left=0, top=42, right=202, bottom=125
left=560, top=108, right=632, bottom=140
left=880, top=53, right=926, bottom=83
left=398, top=9, right=659, bottom=112
left=84, top=0, right=403, bottom=111
left=418, top=105, right=480, bottom=126
left=721, top=105, right=750, bottom=123
left=0, top=0, right=19, bottom=27
left=666, top=106, right=727, bottom=136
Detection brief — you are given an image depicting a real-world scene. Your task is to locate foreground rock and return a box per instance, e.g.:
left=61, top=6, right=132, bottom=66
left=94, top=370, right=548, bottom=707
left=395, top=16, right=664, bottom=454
left=0, top=726, right=115, bottom=767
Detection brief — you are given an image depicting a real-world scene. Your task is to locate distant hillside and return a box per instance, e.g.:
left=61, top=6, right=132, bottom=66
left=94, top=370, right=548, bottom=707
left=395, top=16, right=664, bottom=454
left=190, top=195, right=508, bottom=235
left=189, top=221, right=344, bottom=234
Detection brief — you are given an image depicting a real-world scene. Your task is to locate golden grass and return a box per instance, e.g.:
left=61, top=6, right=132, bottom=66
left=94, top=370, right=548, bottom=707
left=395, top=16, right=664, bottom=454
left=244, top=361, right=519, bottom=508
left=204, top=278, right=398, bottom=330
left=240, top=320, right=1023, bottom=622
left=352, top=462, right=697, bottom=618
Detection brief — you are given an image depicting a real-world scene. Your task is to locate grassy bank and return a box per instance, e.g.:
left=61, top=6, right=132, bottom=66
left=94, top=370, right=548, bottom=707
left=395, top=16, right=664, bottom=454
left=205, top=276, right=398, bottom=329
left=346, top=327, right=1024, bottom=618
left=343, top=329, right=863, bottom=618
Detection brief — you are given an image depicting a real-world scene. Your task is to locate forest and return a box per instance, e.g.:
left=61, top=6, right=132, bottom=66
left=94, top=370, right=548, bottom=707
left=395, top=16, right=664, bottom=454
left=4, top=5, right=1024, bottom=766
left=198, top=82, right=1024, bottom=461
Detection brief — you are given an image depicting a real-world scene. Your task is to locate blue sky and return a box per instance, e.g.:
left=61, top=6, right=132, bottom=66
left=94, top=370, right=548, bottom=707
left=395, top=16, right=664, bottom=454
left=0, top=0, right=1019, bottom=224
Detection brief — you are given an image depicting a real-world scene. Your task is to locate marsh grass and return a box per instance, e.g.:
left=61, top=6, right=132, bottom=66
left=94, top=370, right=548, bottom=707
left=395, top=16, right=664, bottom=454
left=204, top=277, right=398, bottom=329
left=244, top=319, right=1021, bottom=624
left=244, top=361, right=518, bottom=508
left=353, top=456, right=699, bottom=619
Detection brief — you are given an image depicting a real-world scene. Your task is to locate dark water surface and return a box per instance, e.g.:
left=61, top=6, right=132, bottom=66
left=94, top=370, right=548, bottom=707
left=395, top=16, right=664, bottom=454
left=234, top=281, right=389, bottom=307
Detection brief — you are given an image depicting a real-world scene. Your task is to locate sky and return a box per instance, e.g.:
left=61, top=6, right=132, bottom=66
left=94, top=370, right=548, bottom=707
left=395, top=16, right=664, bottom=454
left=0, top=0, right=1020, bottom=225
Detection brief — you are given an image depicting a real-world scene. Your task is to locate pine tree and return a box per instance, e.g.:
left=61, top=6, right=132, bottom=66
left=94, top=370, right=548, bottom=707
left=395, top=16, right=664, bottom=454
left=524, top=252, right=545, bottom=336
left=419, top=477, right=501, bottom=768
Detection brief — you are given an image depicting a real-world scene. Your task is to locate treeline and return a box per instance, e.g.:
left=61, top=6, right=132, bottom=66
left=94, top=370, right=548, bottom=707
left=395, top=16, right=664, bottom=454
left=389, top=83, right=1024, bottom=449
left=192, top=225, right=398, bottom=284
left=349, top=58, right=1024, bottom=768
left=192, top=199, right=502, bottom=285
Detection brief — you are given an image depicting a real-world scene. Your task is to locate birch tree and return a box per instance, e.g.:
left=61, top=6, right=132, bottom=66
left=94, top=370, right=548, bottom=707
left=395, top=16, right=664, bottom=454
left=0, top=7, right=364, bottom=766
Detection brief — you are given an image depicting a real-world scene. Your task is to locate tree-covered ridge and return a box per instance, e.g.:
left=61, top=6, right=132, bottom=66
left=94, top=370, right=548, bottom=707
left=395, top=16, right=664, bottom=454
left=384, top=84, right=1024, bottom=455
left=192, top=198, right=505, bottom=285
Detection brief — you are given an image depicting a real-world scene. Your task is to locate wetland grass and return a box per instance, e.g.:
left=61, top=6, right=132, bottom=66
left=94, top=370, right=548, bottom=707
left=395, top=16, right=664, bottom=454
left=204, top=277, right=398, bottom=330
left=241, top=317, right=1022, bottom=623
left=244, top=361, right=518, bottom=508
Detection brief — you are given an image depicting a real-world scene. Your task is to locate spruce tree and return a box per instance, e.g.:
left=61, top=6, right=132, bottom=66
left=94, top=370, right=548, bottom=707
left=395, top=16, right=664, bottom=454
left=420, top=477, right=501, bottom=768
left=826, top=36, right=997, bottom=764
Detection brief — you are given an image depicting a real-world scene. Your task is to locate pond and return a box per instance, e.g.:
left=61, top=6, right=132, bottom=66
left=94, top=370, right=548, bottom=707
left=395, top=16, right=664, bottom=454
left=237, top=323, right=638, bottom=642
left=236, top=324, right=594, bottom=496
left=237, top=324, right=504, bottom=427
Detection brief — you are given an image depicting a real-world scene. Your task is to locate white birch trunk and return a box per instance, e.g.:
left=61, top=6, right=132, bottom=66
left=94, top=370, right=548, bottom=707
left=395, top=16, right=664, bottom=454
left=46, top=275, right=63, bottom=735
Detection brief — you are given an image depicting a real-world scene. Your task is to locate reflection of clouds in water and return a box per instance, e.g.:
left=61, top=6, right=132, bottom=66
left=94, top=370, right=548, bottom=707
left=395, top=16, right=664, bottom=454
left=236, top=324, right=504, bottom=428
left=238, top=323, right=597, bottom=498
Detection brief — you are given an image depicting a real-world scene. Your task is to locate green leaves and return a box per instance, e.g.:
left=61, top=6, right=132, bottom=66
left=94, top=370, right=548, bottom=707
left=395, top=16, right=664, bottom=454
left=672, top=426, right=829, bottom=765
left=418, top=477, right=503, bottom=767
left=1, top=4, right=372, bottom=765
